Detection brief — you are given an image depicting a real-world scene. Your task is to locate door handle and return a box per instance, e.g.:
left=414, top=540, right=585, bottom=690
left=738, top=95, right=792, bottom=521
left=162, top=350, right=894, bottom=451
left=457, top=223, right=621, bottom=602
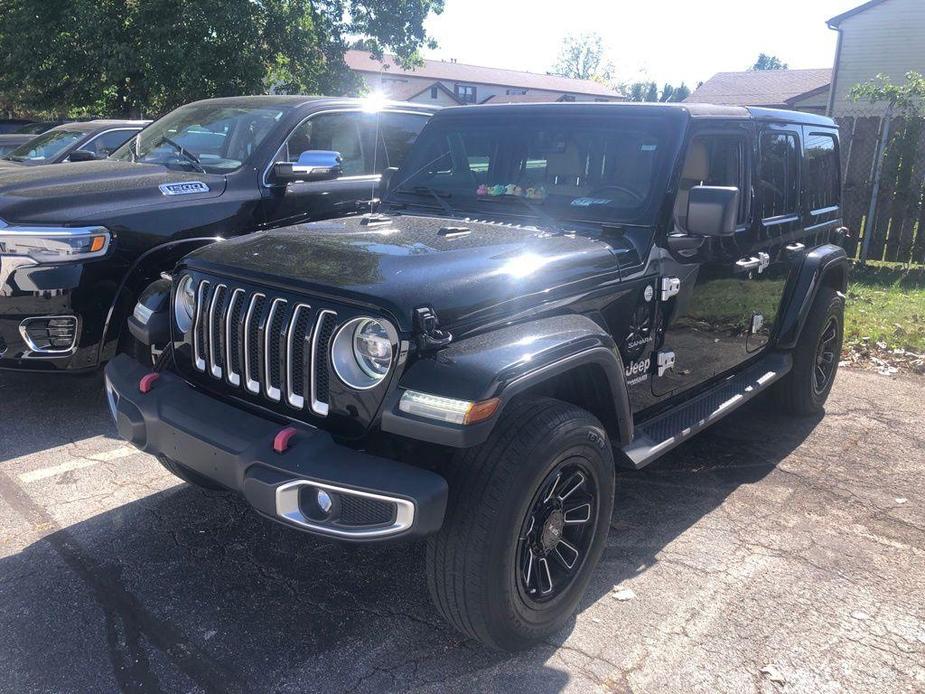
left=735, top=251, right=770, bottom=274
left=785, top=243, right=805, bottom=254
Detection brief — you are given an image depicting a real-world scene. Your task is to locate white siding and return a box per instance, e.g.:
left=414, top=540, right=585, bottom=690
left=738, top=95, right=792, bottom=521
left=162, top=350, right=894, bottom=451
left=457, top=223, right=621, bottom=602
left=790, top=90, right=830, bottom=113
left=830, top=0, right=925, bottom=115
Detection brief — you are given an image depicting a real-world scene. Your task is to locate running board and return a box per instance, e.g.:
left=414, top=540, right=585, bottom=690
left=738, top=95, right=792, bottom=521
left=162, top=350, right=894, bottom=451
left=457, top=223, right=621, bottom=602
left=620, top=353, right=792, bottom=470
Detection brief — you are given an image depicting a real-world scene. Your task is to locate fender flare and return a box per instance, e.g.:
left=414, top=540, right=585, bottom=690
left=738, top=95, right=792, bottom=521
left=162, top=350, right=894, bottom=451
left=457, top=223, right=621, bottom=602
left=96, top=236, right=222, bottom=365
left=775, top=244, right=849, bottom=350
left=381, top=314, right=632, bottom=448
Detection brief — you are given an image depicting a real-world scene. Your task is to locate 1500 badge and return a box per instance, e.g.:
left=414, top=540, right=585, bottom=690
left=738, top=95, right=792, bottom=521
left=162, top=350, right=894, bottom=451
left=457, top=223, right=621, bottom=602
left=159, top=181, right=210, bottom=196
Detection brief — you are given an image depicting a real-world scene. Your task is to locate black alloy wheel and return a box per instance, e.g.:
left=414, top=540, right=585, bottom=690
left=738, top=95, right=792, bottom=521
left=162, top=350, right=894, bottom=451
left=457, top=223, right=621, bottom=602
left=813, top=316, right=839, bottom=395
left=516, top=460, right=597, bottom=604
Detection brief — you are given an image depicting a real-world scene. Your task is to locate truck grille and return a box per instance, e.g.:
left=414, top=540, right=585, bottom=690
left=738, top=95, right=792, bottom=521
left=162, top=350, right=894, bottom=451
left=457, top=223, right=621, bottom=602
left=191, top=280, right=338, bottom=416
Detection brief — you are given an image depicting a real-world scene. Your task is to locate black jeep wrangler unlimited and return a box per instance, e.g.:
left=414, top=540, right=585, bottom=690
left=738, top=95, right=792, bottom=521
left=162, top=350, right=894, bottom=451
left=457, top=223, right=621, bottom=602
left=105, top=103, right=848, bottom=650
left=0, top=96, right=431, bottom=373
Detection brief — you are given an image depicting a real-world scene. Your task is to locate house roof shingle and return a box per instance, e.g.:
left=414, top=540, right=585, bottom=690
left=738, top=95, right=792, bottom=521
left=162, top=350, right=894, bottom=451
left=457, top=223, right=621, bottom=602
left=345, top=50, right=623, bottom=99
left=685, top=68, right=832, bottom=107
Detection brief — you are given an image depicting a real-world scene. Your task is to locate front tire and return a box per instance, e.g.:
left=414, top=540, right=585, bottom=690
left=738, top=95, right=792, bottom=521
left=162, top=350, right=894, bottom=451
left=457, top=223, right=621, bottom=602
left=426, top=398, right=615, bottom=650
left=775, top=287, right=844, bottom=416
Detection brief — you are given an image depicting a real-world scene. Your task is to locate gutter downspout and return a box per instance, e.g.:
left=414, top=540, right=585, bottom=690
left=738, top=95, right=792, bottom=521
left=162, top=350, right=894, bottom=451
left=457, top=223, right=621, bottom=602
left=826, top=21, right=843, bottom=117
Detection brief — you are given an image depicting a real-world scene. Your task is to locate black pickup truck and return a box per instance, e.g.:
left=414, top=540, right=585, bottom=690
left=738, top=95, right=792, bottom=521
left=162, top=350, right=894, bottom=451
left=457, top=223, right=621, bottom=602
left=0, top=96, right=433, bottom=372
left=106, top=102, right=848, bottom=649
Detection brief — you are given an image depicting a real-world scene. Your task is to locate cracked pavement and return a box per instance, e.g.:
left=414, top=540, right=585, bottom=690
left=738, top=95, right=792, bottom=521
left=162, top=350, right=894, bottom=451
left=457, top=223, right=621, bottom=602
left=0, top=368, right=922, bottom=693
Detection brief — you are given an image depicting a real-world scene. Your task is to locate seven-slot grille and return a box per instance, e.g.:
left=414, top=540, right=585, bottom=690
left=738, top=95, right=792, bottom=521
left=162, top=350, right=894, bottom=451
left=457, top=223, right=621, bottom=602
left=191, top=279, right=339, bottom=416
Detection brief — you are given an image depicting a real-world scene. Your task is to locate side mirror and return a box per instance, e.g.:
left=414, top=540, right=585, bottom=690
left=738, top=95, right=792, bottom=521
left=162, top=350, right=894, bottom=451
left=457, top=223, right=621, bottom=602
left=686, top=185, right=739, bottom=237
left=68, top=149, right=99, bottom=162
left=379, top=166, right=399, bottom=198
left=272, top=150, right=342, bottom=184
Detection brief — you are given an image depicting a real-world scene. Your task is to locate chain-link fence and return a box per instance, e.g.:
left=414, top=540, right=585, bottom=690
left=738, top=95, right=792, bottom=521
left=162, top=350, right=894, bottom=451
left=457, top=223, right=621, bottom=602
left=835, top=106, right=925, bottom=266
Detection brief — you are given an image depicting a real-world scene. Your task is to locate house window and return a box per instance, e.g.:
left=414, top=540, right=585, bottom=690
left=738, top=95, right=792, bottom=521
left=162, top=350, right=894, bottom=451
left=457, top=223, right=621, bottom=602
left=759, top=132, right=800, bottom=218
left=455, top=85, right=477, bottom=104
left=506, top=89, right=527, bottom=96
left=430, top=86, right=439, bottom=99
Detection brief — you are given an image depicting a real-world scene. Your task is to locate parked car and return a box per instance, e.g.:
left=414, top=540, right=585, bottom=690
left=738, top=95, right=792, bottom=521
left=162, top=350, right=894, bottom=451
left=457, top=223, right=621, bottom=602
left=0, top=119, right=36, bottom=134
left=0, top=96, right=434, bottom=372
left=0, top=119, right=150, bottom=167
left=0, top=121, right=62, bottom=156
left=105, top=102, right=849, bottom=649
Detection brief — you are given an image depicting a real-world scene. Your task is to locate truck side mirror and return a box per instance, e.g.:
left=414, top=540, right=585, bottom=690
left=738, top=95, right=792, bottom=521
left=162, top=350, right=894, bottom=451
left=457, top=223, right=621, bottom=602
left=272, top=150, right=343, bottom=184
left=68, top=149, right=99, bottom=162
left=686, top=185, right=739, bottom=237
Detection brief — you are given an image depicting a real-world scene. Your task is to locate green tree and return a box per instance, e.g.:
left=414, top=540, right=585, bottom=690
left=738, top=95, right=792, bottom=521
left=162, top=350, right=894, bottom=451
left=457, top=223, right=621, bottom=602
left=622, top=81, right=690, bottom=103
left=553, top=33, right=613, bottom=83
left=0, top=0, right=444, bottom=118
left=751, top=53, right=788, bottom=71
left=851, top=71, right=925, bottom=114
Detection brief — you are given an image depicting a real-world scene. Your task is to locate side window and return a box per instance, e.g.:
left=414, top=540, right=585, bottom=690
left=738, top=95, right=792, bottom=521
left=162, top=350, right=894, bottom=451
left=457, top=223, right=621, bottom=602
left=759, top=132, right=800, bottom=219
left=282, top=113, right=367, bottom=176
left=376, top=113, right=428, bottom=171
left=675, top=134, right=748, bottom=228
left=803, top=133, right=840, bottom=211
left=83, top=130, right=138, bottom=157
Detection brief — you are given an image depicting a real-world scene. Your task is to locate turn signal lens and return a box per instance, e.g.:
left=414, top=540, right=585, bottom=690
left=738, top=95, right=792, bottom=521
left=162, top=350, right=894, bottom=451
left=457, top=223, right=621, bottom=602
left=90, top=235, right=106, bottom=253
left=398, top=390, right=500, bottom=425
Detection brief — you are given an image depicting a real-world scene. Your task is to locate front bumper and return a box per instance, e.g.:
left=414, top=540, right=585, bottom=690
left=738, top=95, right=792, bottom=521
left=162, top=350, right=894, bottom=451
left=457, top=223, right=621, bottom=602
left=104, top=354, right=448, bottom=541
left=0, top=256, right=102, bottom=371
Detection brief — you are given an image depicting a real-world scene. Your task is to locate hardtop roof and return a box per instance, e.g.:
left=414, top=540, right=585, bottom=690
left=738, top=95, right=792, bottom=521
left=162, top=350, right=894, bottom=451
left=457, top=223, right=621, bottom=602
left=431, top=101, right=836, bottom=128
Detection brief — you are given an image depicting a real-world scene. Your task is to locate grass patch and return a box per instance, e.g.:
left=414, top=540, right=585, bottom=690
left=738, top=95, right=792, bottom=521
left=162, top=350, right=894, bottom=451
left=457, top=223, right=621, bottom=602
left=846, top=263, right=925, bottom=353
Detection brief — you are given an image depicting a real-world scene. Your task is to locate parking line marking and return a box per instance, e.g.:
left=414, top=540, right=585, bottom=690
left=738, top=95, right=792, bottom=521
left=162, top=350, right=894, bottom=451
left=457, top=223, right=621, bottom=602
left=19, top=446, right=138, bottom=483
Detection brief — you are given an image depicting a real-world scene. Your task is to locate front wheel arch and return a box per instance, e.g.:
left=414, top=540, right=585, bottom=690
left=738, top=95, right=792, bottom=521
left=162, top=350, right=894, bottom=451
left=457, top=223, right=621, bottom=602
left=97, top=237, right=222, bottom=365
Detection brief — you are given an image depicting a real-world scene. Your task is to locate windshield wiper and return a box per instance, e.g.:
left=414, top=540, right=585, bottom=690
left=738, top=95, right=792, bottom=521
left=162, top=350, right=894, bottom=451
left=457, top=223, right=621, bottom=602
left=393, top=185, right=458, bottom=218
left=155, top=135, right=206, bottom=173
left=479, top=194, right=564, bottom=233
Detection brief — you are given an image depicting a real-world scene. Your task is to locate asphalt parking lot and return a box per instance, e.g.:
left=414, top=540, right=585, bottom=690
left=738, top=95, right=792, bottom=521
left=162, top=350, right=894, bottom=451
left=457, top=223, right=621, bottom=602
left=0, top=367, right=922, bottom=693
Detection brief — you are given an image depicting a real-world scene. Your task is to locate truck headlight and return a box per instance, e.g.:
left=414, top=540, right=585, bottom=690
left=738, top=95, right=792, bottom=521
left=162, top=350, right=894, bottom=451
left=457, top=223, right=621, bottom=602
left=0, top=225, right=110, bottom=263
left=332, top=317, right=394, bottom=389
left=174, top=275, right=196, bottom=334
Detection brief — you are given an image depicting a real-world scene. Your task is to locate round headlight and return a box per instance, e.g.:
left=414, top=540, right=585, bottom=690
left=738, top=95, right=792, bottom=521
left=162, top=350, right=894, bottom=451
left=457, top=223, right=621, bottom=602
left=331, top=317, right=394, bottom=389
left=174, top=275, right=196, bottom=334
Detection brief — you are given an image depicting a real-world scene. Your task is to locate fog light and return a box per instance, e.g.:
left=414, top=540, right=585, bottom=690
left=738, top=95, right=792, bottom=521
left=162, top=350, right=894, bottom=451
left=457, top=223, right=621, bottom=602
left=317, top=489, right=334, bottom=515
left=398, top=390, right=500, bottom=425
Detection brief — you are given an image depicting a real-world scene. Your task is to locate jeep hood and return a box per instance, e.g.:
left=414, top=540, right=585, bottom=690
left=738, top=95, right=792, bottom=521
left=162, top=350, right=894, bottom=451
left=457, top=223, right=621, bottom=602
left=0, top=160, right=226, bottom=224
left=184, top=214, right=625, bottom=332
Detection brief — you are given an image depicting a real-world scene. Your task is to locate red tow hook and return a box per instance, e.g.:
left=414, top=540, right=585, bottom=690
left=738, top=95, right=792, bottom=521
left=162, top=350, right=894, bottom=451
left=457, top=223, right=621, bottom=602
left=273, top=427, right=298, bottom=454
left=138, top=373, right=160, bottom=394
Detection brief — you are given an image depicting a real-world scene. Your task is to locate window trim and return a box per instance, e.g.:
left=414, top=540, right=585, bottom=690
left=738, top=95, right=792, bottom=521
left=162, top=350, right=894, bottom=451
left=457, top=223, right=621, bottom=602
left=678, top=127, right=753, bottom=230
left=802, top=130, right=840, bottom=215
left=71, top=127, right=143, bottom=160
left=260, top=108, right=430, bottom=188
left=758, top=128, right=802, bottom=222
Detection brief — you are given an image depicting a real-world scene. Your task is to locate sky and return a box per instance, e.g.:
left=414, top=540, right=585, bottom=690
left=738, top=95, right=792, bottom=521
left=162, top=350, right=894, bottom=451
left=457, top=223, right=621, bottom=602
left=422, top=0, right=866, bottom=89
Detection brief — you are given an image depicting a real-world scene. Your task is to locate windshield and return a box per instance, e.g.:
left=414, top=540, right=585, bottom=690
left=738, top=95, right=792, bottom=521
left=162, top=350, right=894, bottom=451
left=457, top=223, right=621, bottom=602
left=388, top=114, right=677, bottom=227
left=111, top=102, right=288, bottom=173
left=7, top=129, right=84, bottom=162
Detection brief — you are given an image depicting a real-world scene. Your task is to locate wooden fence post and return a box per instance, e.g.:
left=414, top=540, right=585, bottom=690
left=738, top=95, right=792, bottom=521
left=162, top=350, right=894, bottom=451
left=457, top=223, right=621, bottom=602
left=861, top=106, right=894, bottom=265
